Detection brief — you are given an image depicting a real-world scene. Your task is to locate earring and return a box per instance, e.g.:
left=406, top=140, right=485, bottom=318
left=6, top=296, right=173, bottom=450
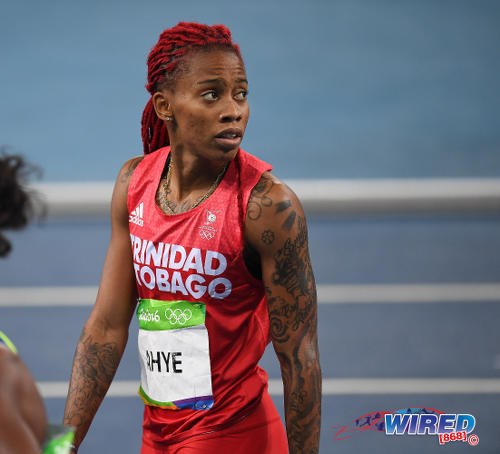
left=165, top=116, right=172, bottom=121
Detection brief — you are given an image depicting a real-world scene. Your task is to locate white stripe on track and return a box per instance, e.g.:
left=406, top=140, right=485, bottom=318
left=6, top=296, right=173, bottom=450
left=1, top=284, right=499, bottom=307
left=317, top=283, right=500, bottom=303
left=38, top=378, right=500, bottom=398
left=0, top=286, right=97, bottom=306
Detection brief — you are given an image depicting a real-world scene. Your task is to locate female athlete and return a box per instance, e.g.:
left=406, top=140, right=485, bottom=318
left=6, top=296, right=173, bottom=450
left=63, top=22, right=321, bottom=454
left=0, top=153, right=74, bottom=453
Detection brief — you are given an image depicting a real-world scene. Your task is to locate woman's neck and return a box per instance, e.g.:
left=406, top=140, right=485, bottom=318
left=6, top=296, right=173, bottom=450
left=167, top=146, right=230, bottom=199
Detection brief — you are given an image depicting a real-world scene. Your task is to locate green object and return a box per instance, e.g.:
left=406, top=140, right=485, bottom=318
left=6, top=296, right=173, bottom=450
left=42, top=424, right=75, bottom=454
left=137, top=299, right=206, bottom=331
left=0, top=330, right=17, bottom=354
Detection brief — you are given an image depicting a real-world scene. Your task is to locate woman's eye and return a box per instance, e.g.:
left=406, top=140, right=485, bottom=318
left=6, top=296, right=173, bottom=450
left=235, top=91, right=248, bottom=101
left=202, top=92, right=217, bottom=100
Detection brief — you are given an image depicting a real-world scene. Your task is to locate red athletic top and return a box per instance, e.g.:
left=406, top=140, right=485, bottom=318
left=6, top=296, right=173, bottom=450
left=128, top=146, right=273, bottom=446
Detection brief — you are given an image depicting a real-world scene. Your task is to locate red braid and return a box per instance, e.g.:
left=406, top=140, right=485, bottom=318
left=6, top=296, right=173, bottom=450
left=141, top=22, right=242, bottom=155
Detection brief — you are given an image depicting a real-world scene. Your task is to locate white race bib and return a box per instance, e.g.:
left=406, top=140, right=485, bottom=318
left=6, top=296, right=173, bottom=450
left=137, top=299, right=213, bottom=410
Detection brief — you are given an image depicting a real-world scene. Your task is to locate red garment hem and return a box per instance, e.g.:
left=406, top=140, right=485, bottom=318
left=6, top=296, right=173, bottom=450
left=141, top=390, right=286, bottom=452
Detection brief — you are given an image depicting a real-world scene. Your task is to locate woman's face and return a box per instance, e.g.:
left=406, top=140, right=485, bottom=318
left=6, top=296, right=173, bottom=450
left=158, top=49, right=249, bottom=162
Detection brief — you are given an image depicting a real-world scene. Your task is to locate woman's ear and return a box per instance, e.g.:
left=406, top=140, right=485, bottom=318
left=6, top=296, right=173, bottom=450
left=152, top=90, right=173, bottom=120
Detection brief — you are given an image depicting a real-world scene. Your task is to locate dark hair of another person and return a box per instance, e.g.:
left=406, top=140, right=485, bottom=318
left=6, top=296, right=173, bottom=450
left=0, top=152, right=44, bottom=257
left=141, top=22, right=242, bottom=155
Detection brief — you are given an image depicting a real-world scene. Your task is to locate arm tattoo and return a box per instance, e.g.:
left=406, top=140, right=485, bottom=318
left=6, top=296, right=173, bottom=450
left=248, top=176, right=298, bottom=231
left=271, top=217, right=312, bottom=306
left=120, top=158, right=143, bottom=185
left=282, top=210, right=297, bottom=232
left=64, top=329, right=120, bottom=446
left=247, top=175, right=274, bottom=220
left=276, top=199, right=297, bottom=231
left=261, top=229, right=275, bottom=245
left=275, top=199, right=292, bottom=213
left=267, top=216, right=321, bottom=454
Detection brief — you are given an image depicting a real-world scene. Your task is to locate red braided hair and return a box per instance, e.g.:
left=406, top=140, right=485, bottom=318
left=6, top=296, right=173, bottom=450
left=141, top=22, right=242, bottom=155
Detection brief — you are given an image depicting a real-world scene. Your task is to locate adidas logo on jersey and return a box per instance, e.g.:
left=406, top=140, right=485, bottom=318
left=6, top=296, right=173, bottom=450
left=129, top=202, right=144, bottom=227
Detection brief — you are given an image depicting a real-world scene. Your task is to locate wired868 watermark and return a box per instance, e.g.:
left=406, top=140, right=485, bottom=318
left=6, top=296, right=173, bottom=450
left=332, top=407, right=479, bottom=446
left=385, top=412, right=478, bottom=446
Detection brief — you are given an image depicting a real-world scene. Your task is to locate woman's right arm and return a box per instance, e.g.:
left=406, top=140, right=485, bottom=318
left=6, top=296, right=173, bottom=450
left=63, top=157, right=143, bottom=451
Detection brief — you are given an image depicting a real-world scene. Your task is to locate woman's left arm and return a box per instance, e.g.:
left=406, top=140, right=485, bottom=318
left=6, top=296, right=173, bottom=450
left=245, top=172, right=322, bottom=454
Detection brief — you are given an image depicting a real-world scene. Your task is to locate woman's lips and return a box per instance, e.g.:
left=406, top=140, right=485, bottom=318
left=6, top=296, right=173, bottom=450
left=214, top=129, right=243, bottom=149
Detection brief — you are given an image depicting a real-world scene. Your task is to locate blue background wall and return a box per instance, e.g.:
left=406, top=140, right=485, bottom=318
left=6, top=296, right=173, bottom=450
left=1, top=1, right=499, bottom=453
left=1, top=0, right=499, bottom=181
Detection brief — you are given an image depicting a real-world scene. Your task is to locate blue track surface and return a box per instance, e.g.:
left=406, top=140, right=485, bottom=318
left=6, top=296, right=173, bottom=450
left=1, top=214, right=499, bottom=453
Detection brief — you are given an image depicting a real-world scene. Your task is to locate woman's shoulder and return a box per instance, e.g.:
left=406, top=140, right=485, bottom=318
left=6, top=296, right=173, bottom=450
left=251, top=171, right=295, bottom=203
left=246, top=171, right=304, bottom=226
left=117, top=155, right=145, bottom=185
left=111, top=155, right=146, bottom=216
left=117, top=146, right=168, bottom=185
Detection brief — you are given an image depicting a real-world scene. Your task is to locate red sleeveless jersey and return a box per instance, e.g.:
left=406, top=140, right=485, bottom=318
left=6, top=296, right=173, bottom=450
left=127, top=146, right=273, bottom=446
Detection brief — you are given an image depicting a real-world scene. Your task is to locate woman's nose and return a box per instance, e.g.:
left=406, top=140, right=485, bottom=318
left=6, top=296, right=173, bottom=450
left=220, top=98, right=242, bottom=123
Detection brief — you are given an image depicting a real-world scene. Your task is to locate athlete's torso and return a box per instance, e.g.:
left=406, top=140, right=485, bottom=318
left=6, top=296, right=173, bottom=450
left=128, top=147, right=273, bottom=446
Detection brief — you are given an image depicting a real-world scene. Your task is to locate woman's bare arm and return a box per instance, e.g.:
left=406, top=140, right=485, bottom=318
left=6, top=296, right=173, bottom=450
left=63, top=157, right=143, bottom=450
left=245, top=172, right=322, bottom=454
left=0, top=348, right=46, bottom=454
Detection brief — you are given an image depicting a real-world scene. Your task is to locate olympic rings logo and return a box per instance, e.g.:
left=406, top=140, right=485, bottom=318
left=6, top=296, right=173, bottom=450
left=165, top=308, right=192, bottom=325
